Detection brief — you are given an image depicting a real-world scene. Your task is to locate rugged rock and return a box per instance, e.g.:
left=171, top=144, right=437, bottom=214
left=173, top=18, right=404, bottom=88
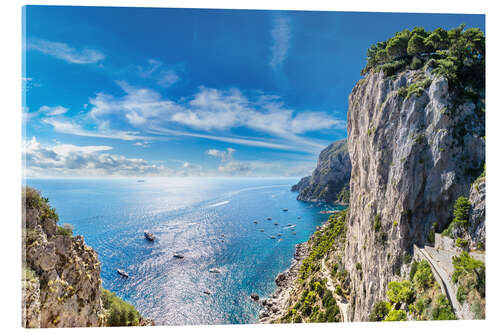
left=468, top=176, right=485, bottom=249
left=343, top=68, right=484, bottom=321
left=292, top=139, right=351, bottom=204
left=22, top=188, right=105, bottom=328
left=22, top=187, right=152, bottom=328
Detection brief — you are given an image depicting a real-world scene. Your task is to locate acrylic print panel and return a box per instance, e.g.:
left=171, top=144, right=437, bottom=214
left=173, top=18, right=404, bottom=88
left=22, top=5, right=485, bottom=327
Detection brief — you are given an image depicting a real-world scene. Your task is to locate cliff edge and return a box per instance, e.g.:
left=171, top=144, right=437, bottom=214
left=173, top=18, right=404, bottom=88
left=22, top=187, right=152, bottom=327
left=292, top=139, right=351, bottom=205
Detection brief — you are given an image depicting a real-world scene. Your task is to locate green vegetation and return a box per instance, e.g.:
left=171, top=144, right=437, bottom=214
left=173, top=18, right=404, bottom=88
left=451, top=251, right=485, bottom=318
left=101, top=289, right=141, bottom=326
left=57, top=224, right=73, bottom=237
left=427, top=222, right=437, bottom=244
left=23, top=186, right=60, bottom=225
left=431, top=295, right=456, bottom=320
left=369, top=301, right=391, bottom=321
left=280, top=210, right=348, bottom=324
left=361, top=25, right=485, bottom=94
left=373, top=214, right=382, bottom=232
left=387, top=280, right=415, bottom=305
left=280, top=279, right=341, bottom=323
left=455, top=237, right=468, bottom=249
left=336, top=184, right=350, bottom=204
left=412, top=260, right=434, bottom=292
left=443, top=196, right=471, bottom=239
left=298, top=210, right=347, bottom=283
left=384, top=309, right=407, bottom=321
left=371, top=259, right=456, bottom=321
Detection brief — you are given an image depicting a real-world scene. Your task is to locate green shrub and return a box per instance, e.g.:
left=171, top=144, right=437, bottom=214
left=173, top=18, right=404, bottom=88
left=379, top=60, right=407, bottom=77
left=298, top=210, right=347, bottom=282
left=431, top=295, right=456, bottom=320
left=405, top=78, right=432, bottom=99
left=443, top=196, right=471, bottom=238
left=57, top=224, right=73, bottom=237
left=387, top=280, right=415, bottom=305
left=403, top=254, right=412, bottom=265
left=369, top=301, right=391, bottom=321
left=409, top=260, right=418, bottom=280
left=384, top=309, right=407, bottom=321
left=456, top=285, right=467, bottom=304
left=101, top=289, right=141, bottom=326
left=412, top=260, right=434, bottom=291
left=452, top=251, right=485, bottom=298
left=373, top=214, right=382, bottom=232
left=455, top=237, right=468, bottom=248
left=412, top=295, right=432, bottom=318
left=410, top=56, right=424, bottom=70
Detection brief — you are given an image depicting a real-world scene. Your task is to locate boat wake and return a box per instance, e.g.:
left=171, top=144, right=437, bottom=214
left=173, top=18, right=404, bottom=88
left=208, top=200, right=230, bottom=208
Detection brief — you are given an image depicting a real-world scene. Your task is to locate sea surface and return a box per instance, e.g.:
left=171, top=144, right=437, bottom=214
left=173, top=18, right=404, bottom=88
left=26, top=177, right=343, bottom=325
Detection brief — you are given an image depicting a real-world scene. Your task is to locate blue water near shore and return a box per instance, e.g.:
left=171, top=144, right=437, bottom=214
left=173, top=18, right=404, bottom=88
left=26, top=177, right=343, bottom=325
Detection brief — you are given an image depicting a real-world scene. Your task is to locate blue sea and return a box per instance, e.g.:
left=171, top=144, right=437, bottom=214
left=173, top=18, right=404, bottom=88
left=26, top=177, right=343, bottom=325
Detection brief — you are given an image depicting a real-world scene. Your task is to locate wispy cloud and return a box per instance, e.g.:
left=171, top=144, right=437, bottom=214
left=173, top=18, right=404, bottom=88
left=42, top=118, right=150, bottom=141
left=206, top=147, right=235, bottom=162
left=38, top=105, right=68, bottom=116
left=29, top=38, right=105, bottom=64
left=270, top=16, right=291, bottom=69
left=136, top=59, right=180, bottom=88
left=35, top=81, right=343, bottom=153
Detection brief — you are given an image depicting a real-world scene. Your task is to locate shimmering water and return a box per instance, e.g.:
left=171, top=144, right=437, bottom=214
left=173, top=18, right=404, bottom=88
left=26, top=177, right=343, bottom=325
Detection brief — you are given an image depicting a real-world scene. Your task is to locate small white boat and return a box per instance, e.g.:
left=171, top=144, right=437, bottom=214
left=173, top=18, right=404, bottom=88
left=117, top=269, right=129, bottom=278
left=209, top=268, right=221, bottom=274
left=144, top=231, right=155, bottom=241
left=203, top=290, right=212, bottom=295
left=173, top=253, right=184, bottom=259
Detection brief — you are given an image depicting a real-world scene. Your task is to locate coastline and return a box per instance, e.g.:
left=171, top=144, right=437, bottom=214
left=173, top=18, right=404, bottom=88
left=257, top=241, right=309, bottom=323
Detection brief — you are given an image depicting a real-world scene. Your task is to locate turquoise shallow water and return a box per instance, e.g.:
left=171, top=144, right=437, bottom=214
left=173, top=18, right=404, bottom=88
left=26, top=177, right=343, bottom=325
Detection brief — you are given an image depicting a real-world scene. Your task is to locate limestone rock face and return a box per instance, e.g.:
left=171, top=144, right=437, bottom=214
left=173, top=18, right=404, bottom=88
left=343, top=69, right=484, bottom=321
left=22, top=192, right=105, bottom=328
left=468, top=176, right=485, bottom=248
left=292, top=139, right=351, bottom=204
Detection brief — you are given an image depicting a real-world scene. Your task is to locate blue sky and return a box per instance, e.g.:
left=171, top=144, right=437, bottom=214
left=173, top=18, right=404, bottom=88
left=22, top=6, right=485, bottom=177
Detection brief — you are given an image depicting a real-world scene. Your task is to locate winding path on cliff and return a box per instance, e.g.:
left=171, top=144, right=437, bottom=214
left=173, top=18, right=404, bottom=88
left=414, top=241, right=484, bottom=320
left=320, top=257, right=348, bottom=322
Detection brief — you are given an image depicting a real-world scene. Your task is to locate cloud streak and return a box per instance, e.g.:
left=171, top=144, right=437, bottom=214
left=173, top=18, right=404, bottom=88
left=84, top=82, right=344, bottom=152
left=270, top=16, right=291, bottom=69
left=29, top=38, right=105, bottom=64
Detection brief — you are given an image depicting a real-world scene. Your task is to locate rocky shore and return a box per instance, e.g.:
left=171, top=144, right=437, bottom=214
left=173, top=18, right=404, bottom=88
left=257, top=242, right=309, bottom=323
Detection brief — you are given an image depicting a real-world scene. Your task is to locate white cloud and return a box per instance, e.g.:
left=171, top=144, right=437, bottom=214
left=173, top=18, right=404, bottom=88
left=206, top=147, right=235, bottom=162
left=217, top=161, right=252, bottom=175
left=29, top=38, right=105, bottom=64
left=42, top=118, right=150, bottom=141
left=36, top=80, right=343, bottom=154
left=136, top=59, right=180, bottom=88
left=133, top=141, right=150, bottom=147
left=23, top=137, right=169, bottom=177
left=270, top=16, right=291, bottom=69
left=38, top=105, right=68, bottom=116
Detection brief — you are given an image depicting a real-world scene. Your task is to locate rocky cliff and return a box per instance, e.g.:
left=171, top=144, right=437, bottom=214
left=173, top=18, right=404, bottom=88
left=22, top=187, right=151, bottom=328
left=343, top=65, right=484, bottom=321
left=292, top=139, right=351, bottom=205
